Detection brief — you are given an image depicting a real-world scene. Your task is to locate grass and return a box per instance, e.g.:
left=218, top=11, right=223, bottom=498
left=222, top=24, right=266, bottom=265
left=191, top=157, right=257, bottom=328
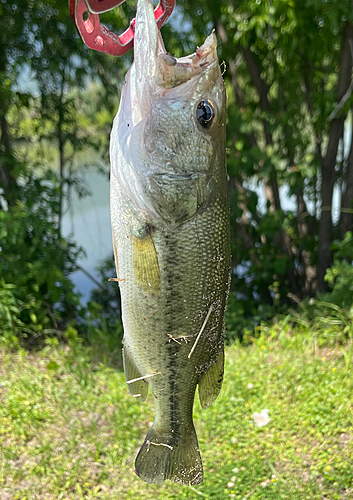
left=1, top=327, right=353, bottom=499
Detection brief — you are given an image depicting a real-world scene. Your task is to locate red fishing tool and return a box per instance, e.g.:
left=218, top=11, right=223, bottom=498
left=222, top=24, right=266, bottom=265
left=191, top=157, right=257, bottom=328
left=69, top=0, right=176, bottom=56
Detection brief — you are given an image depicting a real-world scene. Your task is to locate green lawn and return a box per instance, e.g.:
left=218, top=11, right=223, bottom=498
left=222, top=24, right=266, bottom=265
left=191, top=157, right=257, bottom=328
left=1, top=332, right=353, bottom=499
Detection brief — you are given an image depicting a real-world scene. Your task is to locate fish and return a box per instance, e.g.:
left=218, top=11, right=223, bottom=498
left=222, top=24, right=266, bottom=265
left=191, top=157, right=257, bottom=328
left=109, top=0, right=231, bottom=486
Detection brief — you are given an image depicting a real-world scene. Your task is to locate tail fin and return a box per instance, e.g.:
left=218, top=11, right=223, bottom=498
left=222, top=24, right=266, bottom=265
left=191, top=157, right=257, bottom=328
left=134, top=424, right=203, bottom=485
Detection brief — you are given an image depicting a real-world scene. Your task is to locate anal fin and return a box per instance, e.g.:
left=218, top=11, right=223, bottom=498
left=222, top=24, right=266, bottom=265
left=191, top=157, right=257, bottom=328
left=198, top=349, right=224, bottom=409
left=123, top=345, right=148, bottom=401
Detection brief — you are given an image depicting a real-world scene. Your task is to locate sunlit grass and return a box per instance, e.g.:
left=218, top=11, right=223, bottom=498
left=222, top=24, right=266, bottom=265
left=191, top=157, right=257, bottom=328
left=1, top=324, right=353, bottom=499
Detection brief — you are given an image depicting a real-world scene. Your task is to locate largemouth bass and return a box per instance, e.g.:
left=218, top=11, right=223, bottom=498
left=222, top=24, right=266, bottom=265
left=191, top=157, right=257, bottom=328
left=110, top=0, right=230, bottom=485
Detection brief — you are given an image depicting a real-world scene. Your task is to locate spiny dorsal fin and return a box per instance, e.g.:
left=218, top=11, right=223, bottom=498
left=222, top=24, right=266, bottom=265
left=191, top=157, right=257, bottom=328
left=198, top=349, right=224, bottom=409
left=123, top=344, right=148, bottom=402
left=132, top=232, right=160, bottom=295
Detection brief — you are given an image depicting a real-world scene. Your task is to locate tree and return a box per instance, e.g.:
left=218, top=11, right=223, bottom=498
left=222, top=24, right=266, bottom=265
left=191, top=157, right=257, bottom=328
left=2, top=0, right=353, bottom=341
left=0, top=0, right=129, bottom=215
left=175, top=0, right=353, bottom=304
left=0, top=0, right=128, bottom=338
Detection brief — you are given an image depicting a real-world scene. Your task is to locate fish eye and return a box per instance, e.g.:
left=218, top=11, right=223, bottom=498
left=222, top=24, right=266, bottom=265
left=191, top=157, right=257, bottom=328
left=196, top=100, right=216, bottom=130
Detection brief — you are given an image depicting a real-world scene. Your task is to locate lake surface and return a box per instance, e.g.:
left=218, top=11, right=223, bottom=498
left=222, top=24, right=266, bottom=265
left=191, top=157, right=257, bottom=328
left=62, top=168, right=112, bottom=301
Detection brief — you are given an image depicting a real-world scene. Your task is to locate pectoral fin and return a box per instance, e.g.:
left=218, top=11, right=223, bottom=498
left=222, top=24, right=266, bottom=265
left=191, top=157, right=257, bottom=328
left=198, top=349, right=224, bottom=409
left=132, top=232, right=160, bottom=295
left=123, top=344, right=148, bottom=401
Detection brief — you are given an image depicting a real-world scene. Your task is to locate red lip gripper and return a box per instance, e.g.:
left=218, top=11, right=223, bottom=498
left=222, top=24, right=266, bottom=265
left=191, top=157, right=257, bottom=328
left=69, top=0, right=176, bottom=56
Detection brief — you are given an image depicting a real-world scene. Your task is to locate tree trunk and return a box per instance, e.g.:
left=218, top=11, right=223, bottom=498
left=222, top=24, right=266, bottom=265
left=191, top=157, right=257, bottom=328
left=0, top=115, right=17, bottom=207
left=57, top=71, right=66, bottom=238
left=317, top=22, right=353, bottom=292
left=297, top=189, right=316, bottom=295
left=0, top=54, right=17, bottom=208
left=339, top=112, right=353, bottom=238
left=241, top=46, right=300, bottom=295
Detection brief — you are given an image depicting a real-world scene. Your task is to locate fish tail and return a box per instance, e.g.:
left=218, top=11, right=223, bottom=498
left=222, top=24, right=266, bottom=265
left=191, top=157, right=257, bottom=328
left=134, top=424, right=203, bottom=485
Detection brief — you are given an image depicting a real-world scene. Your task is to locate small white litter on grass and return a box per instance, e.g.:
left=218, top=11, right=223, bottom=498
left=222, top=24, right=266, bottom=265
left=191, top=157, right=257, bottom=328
left=251, top=409, right=270, bottom=427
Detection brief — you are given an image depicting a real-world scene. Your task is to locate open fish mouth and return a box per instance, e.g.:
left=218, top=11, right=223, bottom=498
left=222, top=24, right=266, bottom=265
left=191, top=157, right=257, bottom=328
left=155, top=32, right=219, bottom=89
left=133, top=0, right=219, bottom=95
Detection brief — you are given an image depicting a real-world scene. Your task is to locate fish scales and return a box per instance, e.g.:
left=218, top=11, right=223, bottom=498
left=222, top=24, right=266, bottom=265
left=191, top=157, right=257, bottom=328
left=110, top=0, right=231, bottom=485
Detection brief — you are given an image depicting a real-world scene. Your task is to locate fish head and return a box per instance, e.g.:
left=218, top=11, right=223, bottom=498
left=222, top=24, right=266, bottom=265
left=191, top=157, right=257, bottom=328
left=110, top=0, right=226, bottom=227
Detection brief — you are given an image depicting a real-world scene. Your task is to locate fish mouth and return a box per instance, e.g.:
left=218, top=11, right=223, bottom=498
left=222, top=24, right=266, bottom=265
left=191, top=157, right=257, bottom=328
left=134, top=0, right=218, bottom=93
left=155, top=32, right=218, bottom=89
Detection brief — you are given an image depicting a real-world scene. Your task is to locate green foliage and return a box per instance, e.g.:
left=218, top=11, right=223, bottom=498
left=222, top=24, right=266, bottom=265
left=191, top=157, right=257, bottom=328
left=0, top=169, right=123, bottom=357
left=323, top=231, right=353, bottom=307
left=85, top=318, right=123, bottom=369
left=0, top=281, right=22, bottom=348
left=225, top=291, right=286, bottom=343
left=2, top=0, right=127, bottom=163
left=80, top=255, right=123, bottom=366
left=0, top=170, right=83, bottom=343
left=263, top=299, right=353, bottom=350
left=173, top=0, right=353, bottom=301
left=2, top=0, right=353, bottom=349
left=89, top=255, right=121, bottom=331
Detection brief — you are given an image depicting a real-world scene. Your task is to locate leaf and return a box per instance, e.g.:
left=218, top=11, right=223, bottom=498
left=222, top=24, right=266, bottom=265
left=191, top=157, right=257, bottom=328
left=46, top=360, right=59, bottom=370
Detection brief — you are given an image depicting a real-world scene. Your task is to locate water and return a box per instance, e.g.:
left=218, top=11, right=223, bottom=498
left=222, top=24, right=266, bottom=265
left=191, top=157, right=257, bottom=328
left=62, top=168, right=112, bottom=301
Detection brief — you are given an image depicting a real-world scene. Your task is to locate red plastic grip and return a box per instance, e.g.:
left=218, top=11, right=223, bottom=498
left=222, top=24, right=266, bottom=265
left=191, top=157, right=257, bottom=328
left=69, top=0, right=176, bottom=56
left=84, top=0, right=126, bottom=14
